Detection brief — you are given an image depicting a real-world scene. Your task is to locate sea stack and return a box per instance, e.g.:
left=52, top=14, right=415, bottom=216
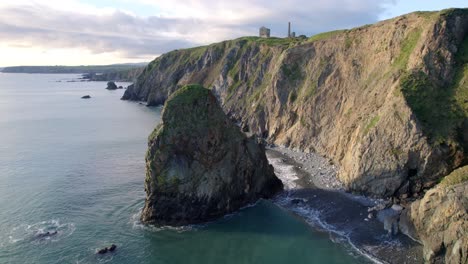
left=141, top=84, right=283, bottom=226
left=105, top=81, right=118, bottom=90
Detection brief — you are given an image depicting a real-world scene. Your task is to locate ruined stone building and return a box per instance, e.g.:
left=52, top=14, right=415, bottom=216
left=259, top=26, right=270, bottom=38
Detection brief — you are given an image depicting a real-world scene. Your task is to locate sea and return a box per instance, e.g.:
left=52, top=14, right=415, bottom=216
left=0, top=73, right=371, bottom=264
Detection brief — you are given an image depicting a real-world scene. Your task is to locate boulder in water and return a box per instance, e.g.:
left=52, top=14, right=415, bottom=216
left=81, top=95, right=91, bottom=99
left=105, top=81, right=118, bottom=90
left=97, top=244, right=117, bottom=254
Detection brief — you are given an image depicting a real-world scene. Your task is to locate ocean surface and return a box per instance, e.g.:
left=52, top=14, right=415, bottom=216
left=0, top=73, right=369, bottom=264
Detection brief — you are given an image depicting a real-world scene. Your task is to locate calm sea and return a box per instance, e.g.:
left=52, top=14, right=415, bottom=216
left=0, top=73, right=367, bottom=264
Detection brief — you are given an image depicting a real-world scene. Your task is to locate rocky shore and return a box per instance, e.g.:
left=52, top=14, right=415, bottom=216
left=119, top=8, right=468, bottom=263
left=266, top=147, right=424, bottom=263
left=267, top=146, right=343, bottom=190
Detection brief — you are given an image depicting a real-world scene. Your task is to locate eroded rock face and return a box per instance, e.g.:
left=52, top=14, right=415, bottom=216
left=141, top=84, right=283, bottom=226
left=123, top=9, right=468, bottom=197
left=403, top=167, right=467, bottom=264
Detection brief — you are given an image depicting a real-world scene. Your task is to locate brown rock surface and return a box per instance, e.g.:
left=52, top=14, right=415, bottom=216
left=405, top=173, right=467, bottom=263
left=124, top=9, right=468, bottom=198
left=141, top=84, right=283, bottom=226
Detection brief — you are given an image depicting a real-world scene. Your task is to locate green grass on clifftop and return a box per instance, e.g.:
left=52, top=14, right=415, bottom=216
left=308, top=30, right=347, bottom=42
left=238, top=36, right=300, bottom=47
left=166, top=84, right=210, bottom=107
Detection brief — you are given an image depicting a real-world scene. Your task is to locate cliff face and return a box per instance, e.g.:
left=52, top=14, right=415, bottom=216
left=141, top=85, right=283, bottom=226
left=401, top=166, right=467, bottom=264
left=124, top=9, right=468, bottom=197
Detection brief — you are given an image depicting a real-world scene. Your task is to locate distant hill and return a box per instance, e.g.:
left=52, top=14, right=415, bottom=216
left=1, top=63, right=147, bottom=74
left=82, top=67, right=144, bottom=82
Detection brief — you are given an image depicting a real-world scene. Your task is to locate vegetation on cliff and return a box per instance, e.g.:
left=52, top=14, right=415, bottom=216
left=141, top=84, right=282, bottom=226
left=124, top=8, right=468, bottom=199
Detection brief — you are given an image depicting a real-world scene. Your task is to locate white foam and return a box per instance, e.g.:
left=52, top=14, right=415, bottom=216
left=275, top=195, right=388, bottom=264
left=8, top=219, right=75, bottom=245
left=130, top=210, right=195, bottom=233
left=268, top=157, right=299, bottom=190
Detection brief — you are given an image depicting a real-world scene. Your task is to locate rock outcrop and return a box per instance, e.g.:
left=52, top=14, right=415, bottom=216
left=105, top=81, right=118, bottom=90
left=123, top=9, right=468, bottom=198
left=141, top=84, right=283, bottom=226
left=400, top=166, right=467, bottom=264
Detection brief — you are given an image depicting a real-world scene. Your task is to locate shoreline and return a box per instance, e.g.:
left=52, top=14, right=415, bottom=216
left=266, top=147, right=423, bottom=264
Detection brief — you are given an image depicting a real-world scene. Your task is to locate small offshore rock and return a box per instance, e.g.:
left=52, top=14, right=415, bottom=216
left=97, top=248, right=108, bottom=254
left=109, top=244, right=117, bottom=252
left=105, top=81, right=118, bottom=90
left=97, top=244, right=116, bottom=254
left=36, top=231, right=57, bottom=238
left=81, top=95, right=91, bottom=99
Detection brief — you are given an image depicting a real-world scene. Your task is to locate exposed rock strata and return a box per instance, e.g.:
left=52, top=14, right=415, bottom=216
left=400, top=166, right=467, bottom=264
left=123, top=9, right=468, bottom=198
left=141, top=84, right=283, bottom=226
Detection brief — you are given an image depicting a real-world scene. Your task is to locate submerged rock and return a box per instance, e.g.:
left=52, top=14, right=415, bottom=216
left=97, top=244, right=117, bottom=254
left=141, top=84, right=283, bottom=226
left=97, top=248, right=108, bottom=254
left=105, top=81, right=118, bottom=90
left=36, top=231, right=57, bottom=239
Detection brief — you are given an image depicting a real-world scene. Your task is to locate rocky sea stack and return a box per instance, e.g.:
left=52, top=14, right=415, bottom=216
left=141, top=84, right=283, bottom=226
left=105, top=81, right=118, bottom=90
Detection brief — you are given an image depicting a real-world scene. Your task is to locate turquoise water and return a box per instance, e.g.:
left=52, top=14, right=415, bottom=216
left=0, top=73, right=366, bottom=264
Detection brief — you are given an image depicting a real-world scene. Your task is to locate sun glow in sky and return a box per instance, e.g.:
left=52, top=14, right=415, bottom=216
left=0, top=0, right=466, bottom=66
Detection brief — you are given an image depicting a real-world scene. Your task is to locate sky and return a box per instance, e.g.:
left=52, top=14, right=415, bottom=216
left=0, top=0, right=466, bottom=67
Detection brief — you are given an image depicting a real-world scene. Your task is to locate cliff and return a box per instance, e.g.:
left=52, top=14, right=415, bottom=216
left=141, top=84, right=283, bottom=226
left=123, top=9, right=468, bottom=198
left=400, top=166, right=467, bottom=263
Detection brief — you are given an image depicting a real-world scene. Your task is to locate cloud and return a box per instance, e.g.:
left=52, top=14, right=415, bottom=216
left=0, top=0, right=396, bottom=61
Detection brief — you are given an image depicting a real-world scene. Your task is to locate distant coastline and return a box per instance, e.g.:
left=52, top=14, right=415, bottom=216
left=1, top=63, right=146, bottom=74
left=1, top=63, right=146, bottom=82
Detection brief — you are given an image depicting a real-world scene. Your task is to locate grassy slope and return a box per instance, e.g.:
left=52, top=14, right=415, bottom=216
left=400, top=33, right=468, bottom=145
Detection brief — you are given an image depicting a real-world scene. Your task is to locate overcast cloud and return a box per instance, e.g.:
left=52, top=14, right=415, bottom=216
left=0, top=0, right=397, bottom=63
